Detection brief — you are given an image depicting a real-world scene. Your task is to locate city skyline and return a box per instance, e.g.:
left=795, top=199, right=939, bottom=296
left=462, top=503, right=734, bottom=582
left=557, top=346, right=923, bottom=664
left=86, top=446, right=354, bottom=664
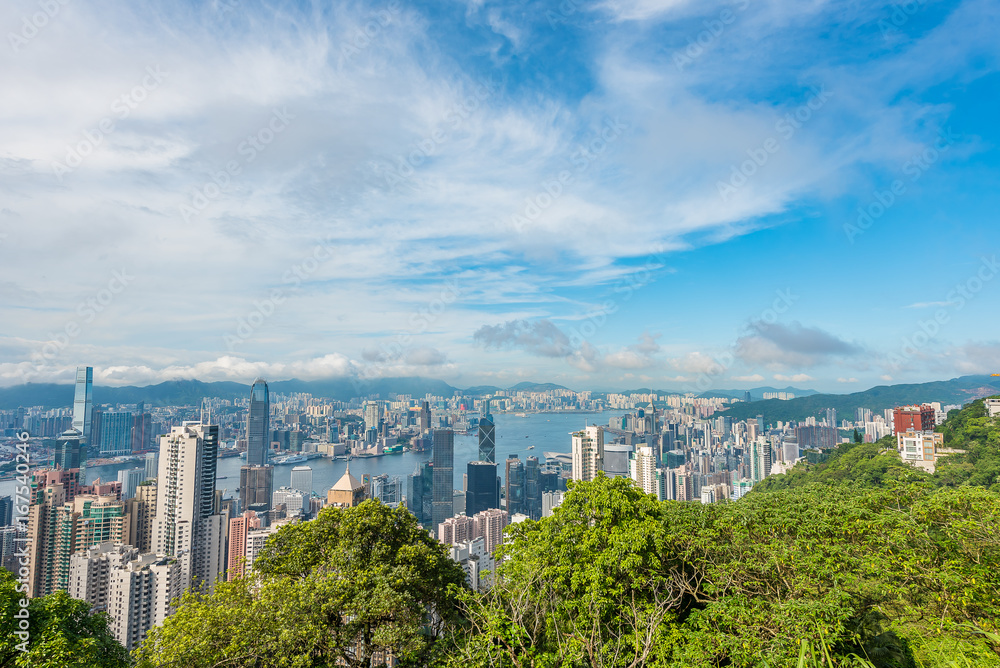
left=1, top=1, right=997, bottom=393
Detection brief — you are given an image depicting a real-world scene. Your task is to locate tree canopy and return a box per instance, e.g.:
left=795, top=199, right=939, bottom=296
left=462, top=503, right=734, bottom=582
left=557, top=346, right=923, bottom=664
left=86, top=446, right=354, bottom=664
left=134, top=499, right=467, bottom=668
left=0, top=569, right=128, bottom=668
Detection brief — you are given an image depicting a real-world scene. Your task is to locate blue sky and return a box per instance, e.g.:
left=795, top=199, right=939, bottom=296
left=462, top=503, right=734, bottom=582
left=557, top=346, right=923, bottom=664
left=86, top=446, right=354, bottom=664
left=0, top=0, right=997, bottom=392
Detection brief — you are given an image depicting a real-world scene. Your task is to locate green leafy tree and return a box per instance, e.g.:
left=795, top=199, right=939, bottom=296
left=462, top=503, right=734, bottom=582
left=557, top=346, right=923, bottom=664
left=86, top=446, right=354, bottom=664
left=136, top=499, right=468, bottom=668
left=0, top=569, right=128, bottom=668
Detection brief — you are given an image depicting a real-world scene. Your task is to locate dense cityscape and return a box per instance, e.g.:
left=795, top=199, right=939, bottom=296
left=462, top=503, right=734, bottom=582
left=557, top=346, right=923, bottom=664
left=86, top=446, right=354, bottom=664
left=3, top=366, right=995, bottom=657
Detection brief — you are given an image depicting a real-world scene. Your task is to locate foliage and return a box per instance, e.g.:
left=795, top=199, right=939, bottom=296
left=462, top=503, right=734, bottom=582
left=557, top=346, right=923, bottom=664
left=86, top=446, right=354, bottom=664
left=135, top=499, right=468, bottom=668
left=933, top=396, right=1000, bottom=493
left=0, top=569, right=129, bottom=668
left=437, top=474, right=1000, bottom=668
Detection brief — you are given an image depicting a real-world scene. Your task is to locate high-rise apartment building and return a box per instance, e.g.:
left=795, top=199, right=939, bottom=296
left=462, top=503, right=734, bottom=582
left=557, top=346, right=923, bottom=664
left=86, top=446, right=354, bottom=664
left=630, top=446, right=658, bottom=497
left=125, top=480, right=157, bottom=553
left=431, top=430, right=455, bottom=532
left=571, top=425, right=604, bottom=482
left=478, top=400, right=495, bottom=463
left=438, top=514, right=475, bottom=545
left=472, top=508, right=510, bottom=553
left=227, top=510, right=262, bottom=580
left=152, top=422, right=226, bottom=595
left=69, top=542, right=183, bottom=651
left=750, top=438, right=772, bottom=484
left=26, top=487, right=128, bottom=598
left=247, top=378, right=270, bottom=467
left=72, top=366, right=93, bottom=443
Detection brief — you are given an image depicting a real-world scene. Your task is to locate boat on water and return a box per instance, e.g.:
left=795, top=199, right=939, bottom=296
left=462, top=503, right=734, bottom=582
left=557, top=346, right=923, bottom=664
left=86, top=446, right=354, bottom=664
left=515, top=412, right=527, bottom=417
left=273, top=454, right=308, bottom=465
left=526, top=445, right=534, bottom=450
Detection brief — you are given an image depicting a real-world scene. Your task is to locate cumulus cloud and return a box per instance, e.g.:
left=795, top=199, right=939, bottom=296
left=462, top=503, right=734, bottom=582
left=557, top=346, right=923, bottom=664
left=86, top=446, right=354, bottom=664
left=473, top=319, right=573, bottom=357
left=837, top=377, right=858, bottom=383
left=735, top=321, right=862, bottom=368
left=773, top=373, right=814, bottom=382
left=731, top=373, right=764, bottom=382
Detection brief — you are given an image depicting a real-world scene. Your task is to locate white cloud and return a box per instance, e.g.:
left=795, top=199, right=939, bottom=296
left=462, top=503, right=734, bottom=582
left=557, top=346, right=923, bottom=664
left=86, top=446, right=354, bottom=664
left=731, top=373, right=764, bottom=382
left=773, top=373, right=814, bottom=382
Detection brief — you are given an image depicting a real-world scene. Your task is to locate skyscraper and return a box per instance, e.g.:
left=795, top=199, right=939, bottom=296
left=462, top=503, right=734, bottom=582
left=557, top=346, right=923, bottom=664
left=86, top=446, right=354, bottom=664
left=406, top=461, right=434, bottom=528
left=289, top=466, right=313, bottom=495
left=418, top=401, right=431, bottom=432
left=54, top=428, right=86, bottom=474
left=97, top=410, right=134, bottom=457
left=247, top=378, right=270, bottom=467
left=152, top=422, right=226, bottom=595
left=117, top=468, right=145, bottom=501
left=524, top=456, right=541, bottom=520
left=465, top=461, right=500, bottom=517
left=630, top=446, right=658, bottom=497
left=478, top=400, right=495, bottom=463
left=431, top=430, right=454, bottom=532
left=239, top=465, right=274, bottom=512
left=571, top=425, right=604, bottom=482
left=227, top=510, right=262, bottom=580
left=72, top=366, right=93, bottom=443
left=505, top=456, right=525, bottom=516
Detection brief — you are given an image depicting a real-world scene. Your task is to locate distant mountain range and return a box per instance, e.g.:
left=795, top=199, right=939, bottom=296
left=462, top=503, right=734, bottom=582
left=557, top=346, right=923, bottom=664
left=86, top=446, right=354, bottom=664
left=0, top=377, right=573, bottom=410
left=1, top=375, right=996, bottom=414
left=716, top=375, right=1000, bottom=423
left=605, top=386, right=819, bottom=400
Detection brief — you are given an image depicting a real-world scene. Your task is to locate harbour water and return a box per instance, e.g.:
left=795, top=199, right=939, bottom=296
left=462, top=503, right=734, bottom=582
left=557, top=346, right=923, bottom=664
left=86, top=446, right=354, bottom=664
left=3, top=411, right=618, bottom=498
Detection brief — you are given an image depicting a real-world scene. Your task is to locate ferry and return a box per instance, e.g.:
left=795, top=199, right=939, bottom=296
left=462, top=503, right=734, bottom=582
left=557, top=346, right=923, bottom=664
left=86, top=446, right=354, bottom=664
left=273, top=454, right=308, bottom=465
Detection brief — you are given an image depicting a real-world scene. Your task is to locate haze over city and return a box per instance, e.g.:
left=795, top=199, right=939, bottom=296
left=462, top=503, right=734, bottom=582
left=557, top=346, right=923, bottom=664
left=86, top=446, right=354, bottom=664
left=2, top=0, right=998, bottom=393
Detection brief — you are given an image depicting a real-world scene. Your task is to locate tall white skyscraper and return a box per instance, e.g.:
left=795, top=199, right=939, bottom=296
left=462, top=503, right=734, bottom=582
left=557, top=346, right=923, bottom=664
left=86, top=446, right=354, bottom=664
left=72, top=366, right=93, bottom=444
left=629, top=445, right=658, bottom=497
left=152, top=422, right=226, bottom=595
left=289, top=465, right=313, bottom=495
left=571, top=425, right=604, bottom=482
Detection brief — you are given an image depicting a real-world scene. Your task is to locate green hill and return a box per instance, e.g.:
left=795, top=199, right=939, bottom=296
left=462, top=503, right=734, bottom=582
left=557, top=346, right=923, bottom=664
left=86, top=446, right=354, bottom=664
left=717, top=374, right=1000, bottom=424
